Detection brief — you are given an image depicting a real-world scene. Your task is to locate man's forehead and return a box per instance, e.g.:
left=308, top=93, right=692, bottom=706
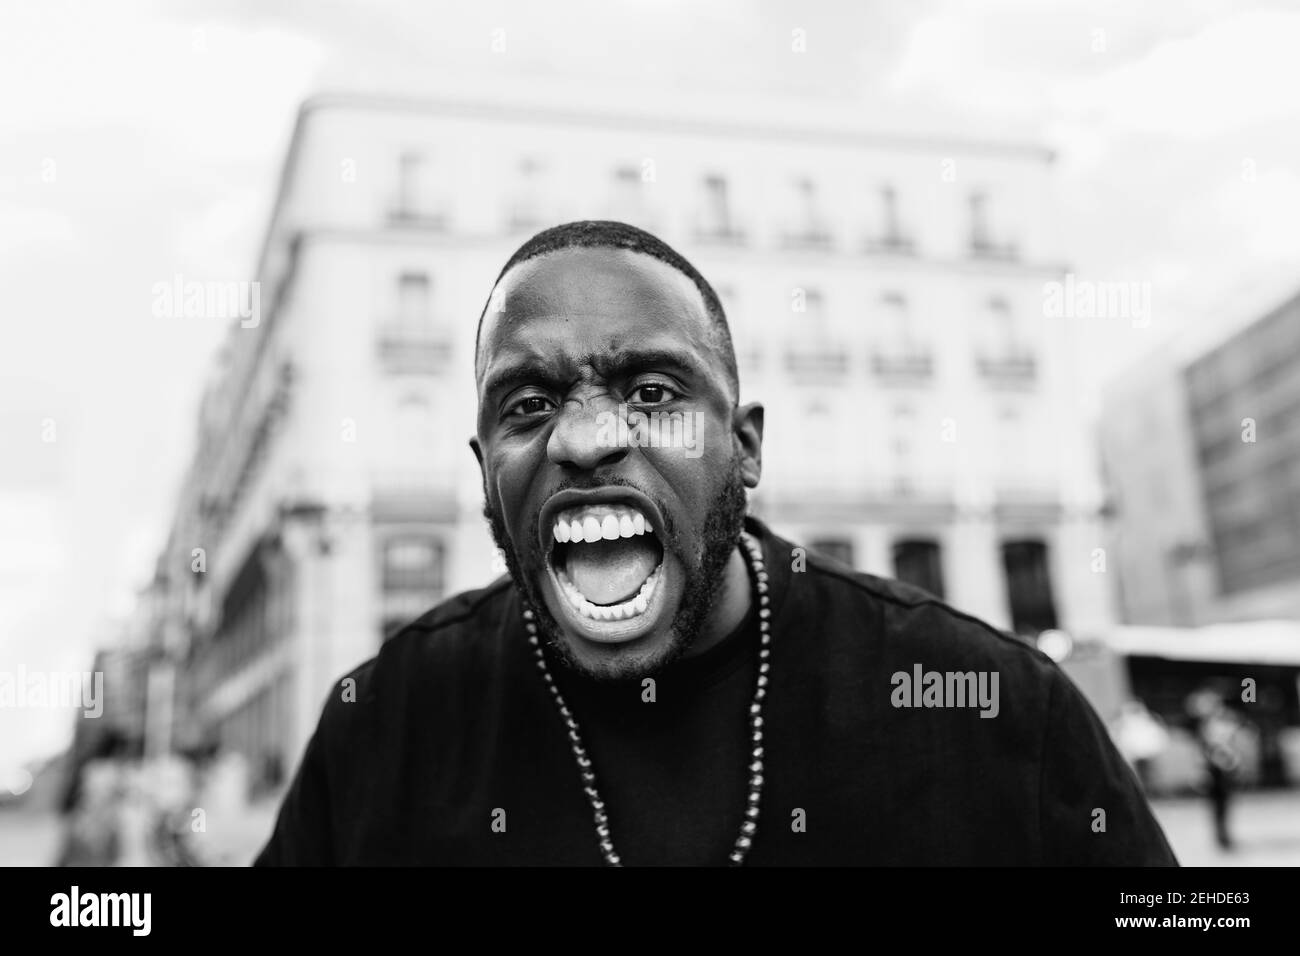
left=495, top=245, right=704, bottom=318
left=478, top=246, right=717, bottom=376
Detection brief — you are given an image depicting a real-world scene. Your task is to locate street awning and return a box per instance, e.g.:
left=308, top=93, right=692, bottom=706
left=1100, top=621, right=1300, bottom=667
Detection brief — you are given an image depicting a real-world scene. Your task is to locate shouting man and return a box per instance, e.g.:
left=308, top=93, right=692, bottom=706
left=256, top=220, right=1176, bottom=866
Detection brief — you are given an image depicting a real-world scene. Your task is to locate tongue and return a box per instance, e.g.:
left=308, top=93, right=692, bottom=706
left=565, top=536, right=659, bottom=605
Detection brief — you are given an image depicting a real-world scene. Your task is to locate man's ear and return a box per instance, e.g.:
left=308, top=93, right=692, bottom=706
left=732, top=402, right=764, bottom=489
left=470, top=436, right=490, bottom=503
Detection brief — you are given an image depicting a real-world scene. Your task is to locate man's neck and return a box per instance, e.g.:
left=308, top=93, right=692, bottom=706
left=679, top=542, right=753, bottom=661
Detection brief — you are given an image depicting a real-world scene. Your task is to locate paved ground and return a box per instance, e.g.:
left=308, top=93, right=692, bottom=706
left=0, top=808, right=63, bottom=866
left=0, top=801, right=280, bottom=866
left=4, top=790, right=1300, bottom=866
left=1149, top=790, right=1300, bottom=867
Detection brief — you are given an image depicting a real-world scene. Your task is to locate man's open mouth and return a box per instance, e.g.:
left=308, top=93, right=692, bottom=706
left=540, top=494, right=677, bottom=645
left=549, top=504, right=664, bottom=620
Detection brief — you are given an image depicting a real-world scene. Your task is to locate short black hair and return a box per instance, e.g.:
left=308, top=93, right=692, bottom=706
left=475, top=220, right=739, bottom=400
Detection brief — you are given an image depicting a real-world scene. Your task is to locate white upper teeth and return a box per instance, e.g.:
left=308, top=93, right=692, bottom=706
left=552, top=506, right=655, bottom=544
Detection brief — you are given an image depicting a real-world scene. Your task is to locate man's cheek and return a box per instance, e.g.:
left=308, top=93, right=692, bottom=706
left=501, top=502, right=544, bottom=572
left=488, top=464, right=524, bottom=528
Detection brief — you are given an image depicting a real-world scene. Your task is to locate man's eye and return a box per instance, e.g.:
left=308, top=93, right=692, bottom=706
left=508, top=396, right=554, bottom=418
left=629, top=383, right=676, bottom=404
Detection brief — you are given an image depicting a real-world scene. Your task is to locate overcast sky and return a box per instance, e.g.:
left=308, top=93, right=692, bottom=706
left=2, top=0, right=1298, bottom=773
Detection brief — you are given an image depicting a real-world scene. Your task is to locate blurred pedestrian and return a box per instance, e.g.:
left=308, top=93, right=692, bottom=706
left=1188, top=689, right=1245, bottom=851
left=57, top=758, right=122, bottom=866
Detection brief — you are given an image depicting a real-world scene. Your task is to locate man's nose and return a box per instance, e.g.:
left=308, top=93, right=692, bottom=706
left=547, top=398, right=629, bottom=472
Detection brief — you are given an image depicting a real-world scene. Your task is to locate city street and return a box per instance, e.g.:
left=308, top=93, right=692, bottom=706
left=1151, top=790, right=1300, bottom=867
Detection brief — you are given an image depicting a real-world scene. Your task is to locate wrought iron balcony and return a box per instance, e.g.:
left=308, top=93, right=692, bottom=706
left=784, top=341, right=850, bottom=378
left=864, top=233, right=917, bottom=256
left=376, top=325, right=454, bottom=374
left=871, top=349, right=934, bottom=383
left=387, top=202, right=449, bottom=230
left=976, top=351, right=1036, bottom=385
left=779, top=227, right=834, bottom=251
left=969, top=237, right=1019, bottom=261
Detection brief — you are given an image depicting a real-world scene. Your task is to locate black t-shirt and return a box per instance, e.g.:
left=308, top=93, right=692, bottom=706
left=254, top=516, right=1178, bottom=866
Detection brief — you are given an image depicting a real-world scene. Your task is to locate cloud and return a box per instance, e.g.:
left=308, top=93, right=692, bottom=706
left=1056, top=9, right=1300, bottom=139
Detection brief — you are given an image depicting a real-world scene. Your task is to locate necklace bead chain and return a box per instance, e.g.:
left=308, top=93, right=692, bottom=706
left=523, top=531, right=772, bottom=867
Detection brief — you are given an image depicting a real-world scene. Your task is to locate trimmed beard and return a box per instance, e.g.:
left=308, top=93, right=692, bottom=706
left=483, top=457, right=750, bottom=681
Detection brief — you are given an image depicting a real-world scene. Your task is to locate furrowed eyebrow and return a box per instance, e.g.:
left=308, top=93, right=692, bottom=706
left=597, top=348, right=702, bottom=381
left=481, top=347, right=703, bottom=403
left=481, top=359, right=558, bottom=404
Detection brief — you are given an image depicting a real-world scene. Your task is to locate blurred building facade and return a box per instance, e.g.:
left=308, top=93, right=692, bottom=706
left=143, top=93, right=1112, bottom=780
left=1101, top=287, right=1300, bottom=627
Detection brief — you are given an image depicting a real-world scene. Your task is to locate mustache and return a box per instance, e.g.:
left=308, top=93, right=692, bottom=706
left=532, top=475, right=679, bottom=546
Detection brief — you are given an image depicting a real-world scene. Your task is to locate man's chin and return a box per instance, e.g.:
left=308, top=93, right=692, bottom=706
left=536, top=553, right=688, bottom=681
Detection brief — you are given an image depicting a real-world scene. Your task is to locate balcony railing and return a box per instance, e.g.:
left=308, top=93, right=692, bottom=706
left=969, top=238, right=1019, bottom=261
left=976, top=351, right=1036, bottom=386
left=784, top=342, right=850, bottom=378
left=387, top=202, right=449, bottom=230
left=780, top=227, right=834, bottom=251
left=377, top=325, right=454, bottom=374
left=871, top=349, right=934, bottom=383
left=864, top=233, right=917, bottom=256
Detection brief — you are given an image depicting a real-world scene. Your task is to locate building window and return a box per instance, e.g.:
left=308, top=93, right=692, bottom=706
left=1001, top=539, right=1058, bottom=637
left=881, top=185, right=900, bottom=241
left=378, top=272, right=450, bottom=371
left=968, top=190, right=1017, bottom=260
left=696, top=174, right=743, bottom=243
left=797, top=399, right=838, bottom=478
left=215, top=543, right=281, bottom=676
left=397, top=152, right=426, bottom=214
left=810, top=537, right=855, bottom=568
left=986, top=295, right=1015, bottom=350
left=872, top=292, right=932, bottom=381
left=786, top=289, right=848, bottom=378
left=867, top=185, right=915, bottom=254
left=397, top=273, right=430, bottom=327
left=882, top=291, right=909, bottom=343
left=509, top=157, right=544, bottom=231
left=802, top=288, right=826, bottom=322
left=976, top=296, right=1035, bottom=384
left=382, top=537, right=445, bottom=591
left=391, top=151, right=446, bottom=227
left=784, top=177, right=832, bottom=248
left=395, top=393, right=433, bottom=448
left=796, top=178, right=819, bottom=231
left=380, top=537, right=446, bottom=640
left=893, top=538, right=945, bottom=598
left=969, top=190, right=991, bottom=251
left=610, top=165, right=646, bottom=225
left=890, top=403, right=916, bottom=495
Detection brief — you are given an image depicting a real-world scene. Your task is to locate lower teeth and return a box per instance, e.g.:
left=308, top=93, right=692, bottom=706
left=558, top=565, right=660, bottom=621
